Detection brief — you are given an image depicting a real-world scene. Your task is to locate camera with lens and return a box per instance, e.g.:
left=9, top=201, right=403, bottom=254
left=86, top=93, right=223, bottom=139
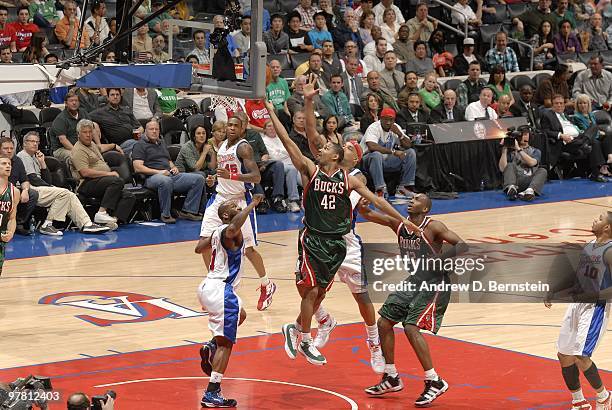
left=503, top=125, right=529, bottom=148
left=91, top=391, right=116, bottom=410
left=0, top=375, right=53, bottom=409
left=209, top=0, right=241, bottom=47
left=66, top=390, right=116, bottom=410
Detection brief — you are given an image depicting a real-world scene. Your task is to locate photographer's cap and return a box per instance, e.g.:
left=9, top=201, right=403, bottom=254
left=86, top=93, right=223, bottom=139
left=463, top=38, right=475, bottom=46
left=380, top=107, right=396, bottom=119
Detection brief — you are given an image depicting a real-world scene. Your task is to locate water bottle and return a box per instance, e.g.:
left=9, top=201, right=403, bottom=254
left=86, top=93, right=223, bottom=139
left=414, top=132, right=422, bottom=144
left=480, top=179, right=486, bottom=191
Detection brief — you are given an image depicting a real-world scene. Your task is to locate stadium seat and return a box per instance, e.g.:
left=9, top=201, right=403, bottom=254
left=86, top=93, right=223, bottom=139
left=578, top=51, right=599, bottom=65
left=12, top=110, right=41, bottom=149
left=186, top=113, right=209, bottom=133
left=39, top=107, right=61, bottom=124
left=480, top=23, right=502, bottom=49
left=601, top=49, right=612, bottom=65
left=268, top=53, right=291, bottom=70
left=200, top=97, right=212, bottom=113
left=160, top=116, right=186, bottom=145
left=177, top=98, right=199, bottom=112
left=492, top=4, right=508, bottom=23
left=290, top=52, right=309, bottom=69
left=532, top=72, right=551, bottom=88
left=557, top=52, right=578, bottom=64
left=167, top=144, right=182, bottom=162
left=507, top=3, right=528, bottom=19
left=280, top=0, right=299, bottom=13
left=44, top=156, right=70, bottom=189
left=445, top=43, right=458, bottom=57
left=443, top=78, right=462, bottom=91
left=593, top=110, right=612, bottom=127
left=510, top=75, right=534, bottom=91
left=263, top=0, right=281, bottom=13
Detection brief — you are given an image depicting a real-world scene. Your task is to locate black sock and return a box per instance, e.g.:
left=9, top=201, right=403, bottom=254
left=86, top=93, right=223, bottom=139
left=583, top=362, right=603, bottom=391
left=207, top=382, right=220, bottom=392
left=561, top=364, right=581, bottom=391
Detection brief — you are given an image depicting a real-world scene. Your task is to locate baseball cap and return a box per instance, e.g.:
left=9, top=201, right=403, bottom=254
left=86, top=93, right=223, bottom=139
left=464, top=38, right=475, bottom=46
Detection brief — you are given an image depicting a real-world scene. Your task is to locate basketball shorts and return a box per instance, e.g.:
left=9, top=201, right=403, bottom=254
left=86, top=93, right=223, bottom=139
left=200, top=193, right=256, bottom=248
left=296, top=228, right=346, bottom=291
left=557, top=302, right=610, bottom=357
left=197, top=278, right=242, bottom=344
left=379, top=286, right=451, bottom=334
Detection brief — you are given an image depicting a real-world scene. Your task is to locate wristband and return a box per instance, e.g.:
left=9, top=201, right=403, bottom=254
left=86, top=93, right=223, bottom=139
left=229, top=173, right=240, bottom=181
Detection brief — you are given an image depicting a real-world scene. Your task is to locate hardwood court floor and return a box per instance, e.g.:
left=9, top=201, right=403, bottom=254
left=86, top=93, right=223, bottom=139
left=1, top=196, right=611, bottom=372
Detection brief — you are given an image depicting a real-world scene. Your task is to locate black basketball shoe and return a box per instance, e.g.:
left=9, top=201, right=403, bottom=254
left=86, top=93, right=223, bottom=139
left=364, top=373, right=404, bottom=395
left=415, top=377, right=449, bottom=407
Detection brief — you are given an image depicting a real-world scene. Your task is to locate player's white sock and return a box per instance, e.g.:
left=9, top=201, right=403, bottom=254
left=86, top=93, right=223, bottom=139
left=295, top=321, right=303, bottom=332
left=425, top=368, right=438, bottom=381
left=260, top=275, right=270, bottom=286
left=301, top=332, right=312, bottom=342
left=365, top=324, right=380, bottom=345
left=314, top=306, right=329, bottom=324
left=384, top=364, right=398, bottom=377
left=210, top=371, right=223, bottom=384
left=596, top=389, right=609, bottom=401
left=571, top=389, right=585, bottom=401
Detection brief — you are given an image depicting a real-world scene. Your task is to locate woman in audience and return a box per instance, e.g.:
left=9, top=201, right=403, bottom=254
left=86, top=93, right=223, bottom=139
left=486, top=65, right=514, bottom=105
left=22, top=32, right=49, bottom=63
left=261, top=119, right=302, bottom=212
left=176, top=125, right=216, bottom=178
left=359, top=11, right=376, bottom=45
left=418, top=72, right=443, bottom=111
left=207, top=120, right=226, bottom=155
left=102, top=49, right=116, bottom=62
left=554, top=19, right=582, bottom=54
left=322, top=115, right=343, bottom=144
left=535, top=63, right=574, bottom=109
left=530, top=20, right=555, bottom=70
left=380, top=8, right=399, bottom=45
left=360, top=93, right=382, bottom=134
left=573, top=93, right=597, bottom=131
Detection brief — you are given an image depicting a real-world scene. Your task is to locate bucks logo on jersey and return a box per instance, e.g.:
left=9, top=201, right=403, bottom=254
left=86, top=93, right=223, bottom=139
left=0, top=183, right=13, bottom=233
left=303, top=167, right=352, bottom=237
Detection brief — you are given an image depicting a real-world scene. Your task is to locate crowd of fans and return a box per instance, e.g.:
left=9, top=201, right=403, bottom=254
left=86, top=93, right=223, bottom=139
left=0, top=0, right=611, bottom=237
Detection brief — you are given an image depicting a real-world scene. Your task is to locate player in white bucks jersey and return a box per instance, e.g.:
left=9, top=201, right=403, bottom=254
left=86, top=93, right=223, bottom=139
left=199, top=116, right=277, bottom=311
left=545, top=211, right=612, bottom=410
left=195, top=194, right=264, bottom=408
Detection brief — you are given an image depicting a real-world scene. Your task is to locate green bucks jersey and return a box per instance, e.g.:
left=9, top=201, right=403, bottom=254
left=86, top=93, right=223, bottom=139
left=0, top=183, right=13, bottom=233
left=303, top=167, right=352, bottom=237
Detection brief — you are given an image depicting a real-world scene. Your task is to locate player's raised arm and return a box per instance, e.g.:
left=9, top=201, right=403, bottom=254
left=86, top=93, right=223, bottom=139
left=0, top=187, right=18, bottom=243
left=225, top=194, right=264, bottom=240
left=303, top=74, right=326, bottom=156
left=429, top=221, right=468, bottom=259
left=350, top=175, right=421, bottom=234
left=263, top=100, right=315, bottom=176
left=357, top=197, right=401, bottom=230
left=219, top=142, right=261, bottom=184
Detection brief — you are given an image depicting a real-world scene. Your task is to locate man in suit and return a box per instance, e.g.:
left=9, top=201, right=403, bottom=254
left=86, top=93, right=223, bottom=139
left=430, top=90, right=465, bottom=123
left=540, top=94, right=607, bottom=182
left=378, top=51, right=404, bottom=99
left=509, top=85, right=540, bottom=129
left=342, top=56, right=365, bottom=119
left=397, top=92, right=431, bottom=131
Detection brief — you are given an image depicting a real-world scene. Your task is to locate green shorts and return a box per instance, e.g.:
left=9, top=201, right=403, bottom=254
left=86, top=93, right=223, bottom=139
left=296, top=228, right=346, bottom=290
left=379, top=286, right=450, bottom=334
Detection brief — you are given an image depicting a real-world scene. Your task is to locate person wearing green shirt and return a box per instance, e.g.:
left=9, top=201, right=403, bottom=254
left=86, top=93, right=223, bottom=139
left=29, top=0, right=59, bottom=28
left=320, top=74, right=353, bottom=128
left=266, top=60, right=291, bottom=112
left=156, top=88, right=177, bottom=115
left=486, top=65, right=514, bottom=105
left=418, top=72, right=442, bottom=111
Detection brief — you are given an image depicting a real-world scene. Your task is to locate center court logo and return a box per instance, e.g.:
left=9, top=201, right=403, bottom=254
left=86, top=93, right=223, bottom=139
left=39, top=291, right=206, bottom=327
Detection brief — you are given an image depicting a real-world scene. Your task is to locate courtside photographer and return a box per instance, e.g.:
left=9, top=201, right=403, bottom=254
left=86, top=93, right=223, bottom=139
left=499, top=125, right=548, bottom=201
left=66, top=391, right=115, bottom=410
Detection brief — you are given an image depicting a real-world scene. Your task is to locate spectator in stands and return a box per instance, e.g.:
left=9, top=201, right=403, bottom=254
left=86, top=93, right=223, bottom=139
left=429, top=29, right=454, bottom=77
left=405, top=40, right=434, bottom=77
left=75, top=87, right=102, bottom=114
left=380, top=8, right=400, bottom=45
left=0, top=46, right=12, bottom=63
left=232, top=15, right=251, bottom=57
left=133, top=24, right=153, bottom=57
left=496, top=94, right=514, bottom=117
left=361, top=70, right=399, bottom=111
left=0, top=137, right=37, bottom=235
left=151, top=34, right=169, bottom=63
left=71, top=119, right=128, bottom=225
left=359, top=10, right=375, bottom=45
left=286, top=74, right=329, bottom=118
left=0, top=6, right=16, bottom=52
left=207, top=120, right=226, bottom=155
left=509, top=84, right=541, bottom=128
left=355, top=0, right=373, bottom=20
left=341, top=40, right=369, bottom=78
left=266, top=60, right=291, bottom=115
left=321, top=73, right=353, bottom=128
left=393, top=24, right=413, bottom=63
left=308, top=11, right=332, bottom=50
left=331, top=8, right=364, bottom=55
left=398, top=92, right=431, bottom=129
left=363, top=25, right=393, bottom=56
left=373, top=0, right=404, bottom=26
left=575, top=0, right=597, bottom=31
left=363, top=107, right=417, bottom=199
left=318, top=0, right=341, bottom=31
left=417, top=72, right=441, bottom=111
left=581, top=13, right=609, bottom=51
left=451, top=0, right=482, bottom=28
left=430, top=89, right=464, bottom=122
left=302, top=50, right=329, bottom=91
left=321, top=40, right=343, bottom=79
left=122, top=88, right=161, bottom=127
left=453, top=37, right=482, bottom=76
left=29, top=0, right=59, bottom=28
left=465, top=87, right=497, bottom=120
left=406, top=3, right=435, bottom=43
left=264, top=14, right=289, bottom=55
left=89, top=88, right=143, bottom=155
left=55, top=0, right=89, bottom=49
left=364, top=37, right=387, bottom=72
left=286, top=111, right=313, bottom=163
left=572, top=55, right=612, bottom=110
left=513, top=0, right=555, bottom=39
left=321, top=115, right=343, bottom=144
left=285, top=11, right=312, bottom=54
left=551, top=0, right=576, bottom=29
left=485, top=32, right=519, bottom=73
left=148, top=0, right=178, bottom=37
left=499, top=125, right=547, bottom=201
left=553, top=19, right=581, bottom=54
left=132, top=120, right=205, bottom=223
left=85, top=0, right=109, bottom=47
left=10, top=6, right=38, bottom=51
left=188, top=29, right=208, bottom=64
left=531, top=20, right=555, bottom=70
left=360, top=92, right=382, bottom=134
left=108, top=16, right=116, bottom=39
left=535, top=63, right=573, bottom=108
left=397, top=71, right=419, bottom=109
left=295, top=0, right=318, bottom=31
left=244, top=98, right=271, bottom=133
left=44, top=52, right=57, bottom=63
left=175, top=125, right=216, bottom=180
left=50, top=90, right=103, bottom=163
left=22, top=31, right=48, bottom=63
left=17, top=131, right=110, bottom=235
left=486, top=65, right=514, bottom=105
left=379, top=50, right=403, bottom=98
left=261, top=119, right=301, bottom=212
left=342, top=56, right=365, bottom=118
left=102, top=49, right=115, bottom=62
left=572, top=93, right=598, bottom=131
left=56, top=0, right=83, bottom=21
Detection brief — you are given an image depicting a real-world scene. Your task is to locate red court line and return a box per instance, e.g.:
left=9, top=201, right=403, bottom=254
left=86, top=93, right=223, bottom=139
left=1, top=323, right=609, bottom=409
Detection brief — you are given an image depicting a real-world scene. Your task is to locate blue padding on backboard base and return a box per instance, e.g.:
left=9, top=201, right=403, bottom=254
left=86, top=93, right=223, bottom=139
left=76, top=64, right=192, bottom=88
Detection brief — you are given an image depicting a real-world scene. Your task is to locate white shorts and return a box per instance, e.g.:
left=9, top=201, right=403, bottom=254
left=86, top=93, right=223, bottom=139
left=200, top=193, right=256, bottom=248
left=337, top=232, right=366, bottom=294
left=557, top=302, right=610, bottom=357
left=336, top=266, right=367, bottom=294
left=197, top=278, right=243, bottom=343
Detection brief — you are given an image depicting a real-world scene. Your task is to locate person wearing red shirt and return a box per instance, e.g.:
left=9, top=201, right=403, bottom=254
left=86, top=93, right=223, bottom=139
left=245, top=99, right=271, bottom=132
left=9, top=7, right=39, bottom=51
left=0, top=6, right=16, bottom=52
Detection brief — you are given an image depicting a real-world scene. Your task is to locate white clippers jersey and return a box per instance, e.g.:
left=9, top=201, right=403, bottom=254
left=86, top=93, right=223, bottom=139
left=216, top=139, right=251, bottom=197
left=342, top=169, right=363, bottom=270
left=208, top=224, right=245, bottom=287
left=575, top=240, right=612, bottom=299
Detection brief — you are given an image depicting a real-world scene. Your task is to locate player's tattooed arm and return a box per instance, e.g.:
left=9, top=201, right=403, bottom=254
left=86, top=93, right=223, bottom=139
left=235, top=143, right=262, bottom=184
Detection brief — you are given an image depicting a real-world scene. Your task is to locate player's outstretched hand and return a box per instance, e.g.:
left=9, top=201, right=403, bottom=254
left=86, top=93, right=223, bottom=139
left=303, top=73, right=319, bottom=100
left=357, top=197, right=371, bottom=209
left=544, top=291, right=553, bottom=308
left=252, top=193, right=265, bottom=206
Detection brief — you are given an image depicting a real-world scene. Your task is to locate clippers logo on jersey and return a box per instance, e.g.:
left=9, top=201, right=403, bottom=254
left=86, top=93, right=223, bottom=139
left=39, top=291, right=205, bottom=327
left=218, top=153, right=238, bottom=169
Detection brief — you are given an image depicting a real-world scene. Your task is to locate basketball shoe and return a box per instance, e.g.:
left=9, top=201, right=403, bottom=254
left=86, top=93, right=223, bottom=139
left=314, top=315, right=337, bottom=348
left=596, top=391, right=611, bottom=410
left=257, top=281, right=277, bottom=311
left=199, top=341, right=217, bottom=376
left=201, top=389, right=237, bottom=408
left=368, top=339, right=385, bottom=374
left=298, top=340, right=327, bottom=365
left=282, top=323, right=299, bottom=359
left=571, top=400, right=592, bottom=410
left=364, top=373, right=404, bottom=395
left=414, top=377, right=449, bottom=407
